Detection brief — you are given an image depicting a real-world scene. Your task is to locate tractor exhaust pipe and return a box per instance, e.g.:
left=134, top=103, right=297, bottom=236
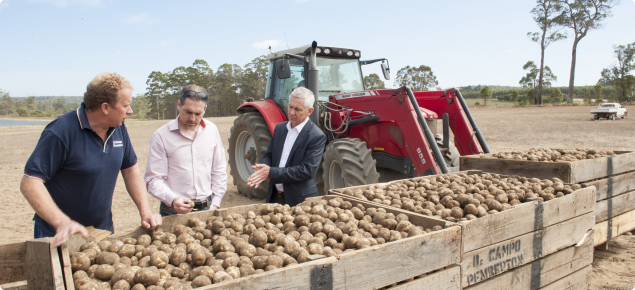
left=404, top=86, right=449, bottom=174
left=453, top=88, right=490, bottom=154
left=308, top=41, right=319, bottom=125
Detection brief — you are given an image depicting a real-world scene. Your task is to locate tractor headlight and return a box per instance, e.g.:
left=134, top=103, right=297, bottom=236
left=316, top=47, right=322, bottom=53
left=346, top=50, right=354, bottom=56
left=324, top=48, right=331, bottom=54
left=354, top=51, right=360, bottom=57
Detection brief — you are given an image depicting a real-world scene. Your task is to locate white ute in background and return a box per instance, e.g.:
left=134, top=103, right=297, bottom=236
left=590, top=103, right=628, bottom=120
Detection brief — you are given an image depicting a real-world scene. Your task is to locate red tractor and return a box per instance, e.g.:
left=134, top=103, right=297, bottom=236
left=229, top=41, right=490, bottom=198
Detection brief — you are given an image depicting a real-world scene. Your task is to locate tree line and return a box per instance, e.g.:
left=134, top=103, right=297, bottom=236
left=144, top=57, right=268, bottom=119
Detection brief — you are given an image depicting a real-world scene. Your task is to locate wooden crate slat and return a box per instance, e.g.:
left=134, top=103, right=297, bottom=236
left=26, top=238, right=54, bottom=290
left=582, top=170, right=635, bottom=202
left=463, top=240, right=593, bottom=290
left=461, top=212, right=594, bottom=287
left=329, top=226, right=461, bottom=289
left=384, top=265, right=461, bottom=290
left=0, top=280, right=28, bottom=290
left=460, top=151, right=635, bottom=183
left=60, top=245, right=75, bottom=290
left=593, top=207, right=635, bottom=246
left=461, top=186, right=595, bottom=253
left=538, top=265, right=592, bottom=290
left=0, top=242, right=27, bottom=284
left=49, top=246, right=65, bottom=290
left=195, top=256, right=338, bottom=290
left=595, top=190, right=635, bottom=223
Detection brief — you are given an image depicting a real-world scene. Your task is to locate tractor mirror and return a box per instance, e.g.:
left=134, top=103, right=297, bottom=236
left=276, top=59, right=291, bottom=79
left=381, top=62, right=390, bottom=80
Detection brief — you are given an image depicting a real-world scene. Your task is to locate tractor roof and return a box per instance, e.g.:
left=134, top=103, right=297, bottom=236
left=265, top=44, right=358, bottom=61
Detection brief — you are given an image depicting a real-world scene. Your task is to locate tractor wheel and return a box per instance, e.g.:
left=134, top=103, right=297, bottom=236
left=228, top=112, right=271, bottom=199
left=321, top=138, right=380, bottom=192
left=622, top=112, right=627, bottom=119
left=594, top=115, right=599, bottom=120
left=316, top=158, right=325, bottom=195
left=610, top=114, right=615, bottom=120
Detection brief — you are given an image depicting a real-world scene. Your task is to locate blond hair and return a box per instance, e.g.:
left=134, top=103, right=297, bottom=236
left=84, top=72, right=133, bottom=111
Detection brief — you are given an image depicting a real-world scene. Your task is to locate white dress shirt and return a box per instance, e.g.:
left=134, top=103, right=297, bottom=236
left=144, top=117, right=227, bottom=208
left=275, top=117, right=309, bottom=192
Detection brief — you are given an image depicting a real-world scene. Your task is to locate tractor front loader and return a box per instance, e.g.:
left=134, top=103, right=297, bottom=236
left=228, top=41, right=490, bottom=199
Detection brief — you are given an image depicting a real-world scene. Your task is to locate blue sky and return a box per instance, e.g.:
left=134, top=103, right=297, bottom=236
left=0, top=0, right=634, bottom=96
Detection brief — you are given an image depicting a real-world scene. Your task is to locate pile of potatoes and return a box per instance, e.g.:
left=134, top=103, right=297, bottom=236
left=486, top=148, right=616, bottom=162
left=71, top=198, right=435, bottom=290
left=341, top=172, right=582, bottom=222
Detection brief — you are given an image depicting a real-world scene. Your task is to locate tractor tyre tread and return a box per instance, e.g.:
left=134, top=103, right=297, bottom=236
left=228, top=112, right=271, bottom=199
left=321, top=138, right=379, bottom=194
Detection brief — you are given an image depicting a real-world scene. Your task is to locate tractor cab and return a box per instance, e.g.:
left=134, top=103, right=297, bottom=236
left=264, top=45, right=369, bottom=117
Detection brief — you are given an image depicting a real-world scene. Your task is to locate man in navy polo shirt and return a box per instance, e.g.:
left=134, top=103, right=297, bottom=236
left=21, top=72, right=162, bottom=248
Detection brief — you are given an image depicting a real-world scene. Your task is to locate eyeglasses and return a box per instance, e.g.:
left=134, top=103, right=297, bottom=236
left=181, top=90, right=209, bottom=100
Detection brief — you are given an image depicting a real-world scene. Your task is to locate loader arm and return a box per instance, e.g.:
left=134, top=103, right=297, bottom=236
left=414, top=89, right=483, bottom=156
left=328, top=89, right=444, bottom=175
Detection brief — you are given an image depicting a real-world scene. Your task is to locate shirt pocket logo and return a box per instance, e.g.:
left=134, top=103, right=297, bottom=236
left=113, top=140, right=123, bottom=147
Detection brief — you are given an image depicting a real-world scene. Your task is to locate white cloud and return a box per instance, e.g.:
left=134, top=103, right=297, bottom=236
left=124, top=12, right=150, bottom=23
left=0, top=0, right=9, bottom=10
left=30, top=0, right=105, bottom=7
left=252, top=40, right=281, bottom=49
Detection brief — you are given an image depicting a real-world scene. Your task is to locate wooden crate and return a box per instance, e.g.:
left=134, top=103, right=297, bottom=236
left=463, top=239, right=593, bottom=290
left=380, top=265, right=461, bottom=290
left=213, top=195, right=461, bottom=290
left=538, top=265, right=592, bottom=290
left=60, top=196, right=460, bottom=290
left=594, top=207, right=635, bottom=246
left=0, top=238, right=67, bottom=290
left=582, top=170, right=635, bottom=202
left=329, top=179, right=596, bottom=288
left=459, top=151, right=635, bottom=183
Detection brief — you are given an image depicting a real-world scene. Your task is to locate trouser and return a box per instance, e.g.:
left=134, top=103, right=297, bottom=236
left=269, top=189, right=286, bottom=205
left=159, top=196, right=212, bottom=217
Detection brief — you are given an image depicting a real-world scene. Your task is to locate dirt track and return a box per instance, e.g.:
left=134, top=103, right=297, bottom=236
left=0, top=104, right=634, bottom=289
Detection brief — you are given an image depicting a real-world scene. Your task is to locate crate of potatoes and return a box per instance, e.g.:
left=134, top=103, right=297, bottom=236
left=459, top=148, right=635, bottom=183
left=330, top=171, right=595, bottom=289
left=63, top=195, right=460, bottom=290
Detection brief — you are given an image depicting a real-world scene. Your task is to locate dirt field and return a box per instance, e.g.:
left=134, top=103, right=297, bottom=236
left=0, top=104, right=633, bottom=289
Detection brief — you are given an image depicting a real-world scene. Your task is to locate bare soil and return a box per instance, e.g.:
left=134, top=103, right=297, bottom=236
left=0, top=104, right=633, bottom=289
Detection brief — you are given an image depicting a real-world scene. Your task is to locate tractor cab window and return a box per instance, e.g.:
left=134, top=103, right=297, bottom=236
left=316, top=57, right=364, bottom=101
left=272, top=58, right=305, bottom=112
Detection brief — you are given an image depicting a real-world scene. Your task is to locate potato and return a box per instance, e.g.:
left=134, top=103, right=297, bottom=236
left=169, top=247, right=186, bottom=266
left=94, top=264, right=115, bottom=280
left=213, top=271, right=233, bottom=283
left=110, top=268, right=136, bottom=286
left=134, top=267, right=160, bottom=286
left=71, top=252, right=91, bottom=272
left=171, top=267, right=185, bottom=279
left=249, top=230, right=268, bottom=248
left=307, top=243, right=324, bottom=255
left=79, top=282, right=100, bottom=290
left=74, top=276, right=92, bottom=289
left=112, top=280, right=131, bottom=290
left=239, top=264, right=255, bottom=277
left=130, top=284, right=145, bottom=290
left=149, top=251, right=169, bottom=268
left=191, top=275, right=212, bottom=287
left=118, top=244, right=136, bottom=258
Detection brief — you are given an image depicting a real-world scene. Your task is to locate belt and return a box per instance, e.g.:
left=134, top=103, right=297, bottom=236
left=191, top=199, right=208, bottom=211
left=276, top=189, right=284, bottom=198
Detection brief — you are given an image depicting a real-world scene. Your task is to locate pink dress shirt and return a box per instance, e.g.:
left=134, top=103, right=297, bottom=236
left=144, top=118, right=227, bottom=208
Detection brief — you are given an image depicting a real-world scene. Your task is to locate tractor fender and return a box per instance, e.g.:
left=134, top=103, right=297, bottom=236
left=237, top=99, right=287, bottom=135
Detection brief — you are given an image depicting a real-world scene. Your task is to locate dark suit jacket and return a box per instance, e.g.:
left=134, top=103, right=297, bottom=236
left=260, top=119, right=327, bottom=207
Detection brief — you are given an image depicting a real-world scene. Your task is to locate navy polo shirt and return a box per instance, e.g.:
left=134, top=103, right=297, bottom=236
left=24, top=103, right=137, bottom=236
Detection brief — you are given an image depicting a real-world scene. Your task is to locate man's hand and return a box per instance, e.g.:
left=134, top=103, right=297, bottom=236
left=247, top=164, right=270, bottom=188
left=209, top=205, right=219, bottom=211
left=51, top=220, right=89, bottom=248
left=172, top=197, right=193, bottom=214
left=141, top=214, right=162, bottom=230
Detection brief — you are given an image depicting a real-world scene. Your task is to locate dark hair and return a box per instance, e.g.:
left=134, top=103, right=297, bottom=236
left=180, top=85, right=208, bottom=105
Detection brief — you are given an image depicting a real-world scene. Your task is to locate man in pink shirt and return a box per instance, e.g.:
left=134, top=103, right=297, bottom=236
left=144, top=85, right=227, bottom=216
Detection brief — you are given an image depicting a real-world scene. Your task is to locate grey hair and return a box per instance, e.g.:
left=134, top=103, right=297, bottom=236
left=289, top=87, right=315, bottom=109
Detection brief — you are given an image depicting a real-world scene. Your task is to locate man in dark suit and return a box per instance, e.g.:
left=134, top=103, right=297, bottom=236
left=247, top=87, right=327, bottom=206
